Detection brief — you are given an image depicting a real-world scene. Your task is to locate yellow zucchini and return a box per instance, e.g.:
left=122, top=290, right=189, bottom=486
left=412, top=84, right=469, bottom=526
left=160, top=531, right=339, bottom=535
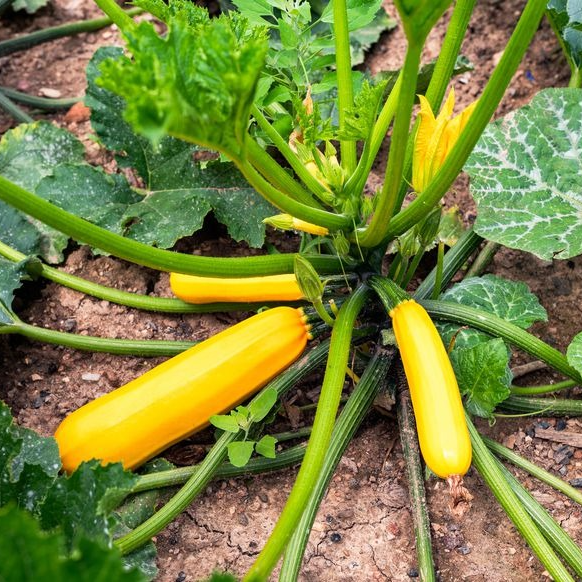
left=170, top=272, right=305, bottom=304
left=55, top=307, right=311, bottom=472
left=390, top=299, right=471, bottom=479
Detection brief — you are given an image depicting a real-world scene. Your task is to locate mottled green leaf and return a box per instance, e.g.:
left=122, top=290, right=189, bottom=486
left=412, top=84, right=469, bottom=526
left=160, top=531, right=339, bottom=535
left=0, top=401, right=61, bottom=512
left=566, top=331, right=582, bottom=376
left=450, top=339, right=512, bottom=418
left=466, top=88, right=582, bottom=260
left=338, top=80, right=387, bottom=141
left=547, top=0, right=582, bottom=69
left=438, top=274, right=547, bottom=349
left=0, top=506, right=147, bottom=582
left=40, top=461, right=137, bottom=550
left=11, top=0, right=49, bottom=13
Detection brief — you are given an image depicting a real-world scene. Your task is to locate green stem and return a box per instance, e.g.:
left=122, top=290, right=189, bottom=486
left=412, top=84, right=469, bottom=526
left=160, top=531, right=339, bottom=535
left=333, top=0, right=356, bottom=174
left=244, top=286, right=370, bottom=581
left=13, top=321, right=194, bottom=356
left=464, top=241, right=501, bottom=278
left=378, top=0, right=548, bottom=243
left=0, top=87, right=80, bottom=110
left=358, top=42, right=423, bottom=248
left=0, top=240, right=300, bottom=313
left=93, top=0, right=137, bottom=33
left=0, top=7, right=142, bottom=57
left=279, top=349, right=392, bottom=580
left=467, top=417, right=574, bottom=582
left=0, top=176, right=347, bottom=277
left=414, top=227, right=483, bottom=300
left=511, top=379, right=577, bottom=396
left=400, top=248, right=425, bottom=289
left=496, top=461, right=582, bottom=579
left=497, top=395, right=582, bottom=417
left=569, top=67, right=582, bottom=89
left=237, top=159, right=352, bottom=231
left=397, top=377, right=436, bottom=582
left=483, top=436, right=582, bottom=506
left=420, top=300, right=582, bottom=383
left=115, top=338, right=332, bottom=555
left=0, top=90, right=33, bottom=124
left=251, top=105, right=330, bottom=202
left=431, top=241, right=445, bottom=300
left=132, top=443, right=308, bottom=494
left=346, top=73, right=402, bottom=198
left=246, top=139, right=322, bottom=208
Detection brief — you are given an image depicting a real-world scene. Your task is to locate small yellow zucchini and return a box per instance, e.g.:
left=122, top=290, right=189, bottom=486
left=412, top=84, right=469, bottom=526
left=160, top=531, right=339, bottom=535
left=170, top=272, right=305, bottom=304
left=55, top=307, right=311, bottom=472
left=390, top=299, right=471, bottom=479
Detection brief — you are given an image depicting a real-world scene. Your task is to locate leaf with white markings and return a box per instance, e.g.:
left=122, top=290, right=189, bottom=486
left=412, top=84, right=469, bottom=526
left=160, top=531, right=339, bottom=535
left=566, top=332, right=582, bottom=376
left=547, top=0, right=582, bottom=70
left=466, top=88, right=582, bottom=260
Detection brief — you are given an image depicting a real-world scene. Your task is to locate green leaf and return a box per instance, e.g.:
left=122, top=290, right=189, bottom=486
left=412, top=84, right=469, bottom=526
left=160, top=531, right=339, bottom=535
left=209, top=414, right=242, bottom=433
left=548, top=0, right=582, bottom=69
left=451, top=338, right=512, bottom=418
left=0, top=122, right=85, bottom=262
left=0, top=506, right=147, bottom=582
left=0, top=401, right=61, bottom=512
left=40, top=461, right=137, bottom=551
left=255, top=434, right=277, bottom=459
left=0, top=257, right=26, bottom=313
left=204, top=573, right=238, bottom=582
left=436, top=206, right=464, bottom=246
left=438, top=274, right=547, bottom=349
left=11, top=0, right=49, bottom=13
left=349, top=8, right=397, bottom=65
left=97, top=6, right=269, bottom=159
left=231, top=0, right=276, bottom=27
left=321, top=0, right=383, bottom=32
left=338, top=80, right=387, bottom=141
left=248, top=388, right=278, bottom=422
left=466, top=88, right=582, bottom=260
left=85, top=48, right=274, bottom=249
left=227, top=441, right=255, bottom=467
left=566, top=331, right=582, bottom=376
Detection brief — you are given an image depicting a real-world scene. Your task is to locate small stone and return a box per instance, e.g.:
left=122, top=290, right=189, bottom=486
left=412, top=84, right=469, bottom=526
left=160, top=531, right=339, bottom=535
left=64, top=102, right=91, bottom=124
left=39, top=87, right=62, bottom=98
left=570, top=478, right=582, bottom=488
left=82, top=372, right=102, bottom=382
left=175, top=572, right=186, bottom=582
left=537, top=421, right=550, bottom=429
left=408, top=568, right=419, bottom=578
left=62, top=319, right=77, bottom=332
left=329, top=532, right=342, bottom=543
left=555, top=418, right=567, bottom=431
left=457, top=545, right=472, bottom=555
left=31, top=374, right=43, bottom=382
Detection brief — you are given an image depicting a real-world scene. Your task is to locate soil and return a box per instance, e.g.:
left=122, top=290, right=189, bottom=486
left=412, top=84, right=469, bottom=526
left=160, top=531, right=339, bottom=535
left=1, top=1, right=582, bottom=581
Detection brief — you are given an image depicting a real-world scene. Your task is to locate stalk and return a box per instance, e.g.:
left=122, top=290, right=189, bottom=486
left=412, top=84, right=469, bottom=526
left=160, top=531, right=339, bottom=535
left=132, top=443, right=308, bottom=494
left=0, top=91, right=33, bottom=124
left=0, top=7, right=143, bottom=57
left=378, top=0, right=548, bottom=242
left=246, top=139, right=322, bottom=208
left=0, top=87, right=80, bottom=110
left=496, top=461, right=582, bottom=579
left=115, top=339, right=332, bottom=555
left=236, top=159, right=351, bottom=231
left=497, top=395, right=582, bottom=417
left=279, top=349, right=393, bottom=579
left=358, top=42, right=423, bottom=247
left=333, top=0, right=356, bottom=173
left=467, top=417, right=574, bottom=582
left=431, top=241, right=445, bottom=300
left=93, top=0, right=138, bottom=32
left=251, top=105, right=330, bottom=202
left=464, top=241, right=501, bottom=278
left=511, top=379, right=577, bottom=396
left=0, top=176, right=348, bottom=277
left=396, top=377, right=436, bottom=582
left=414, top=227, right=483, bottom=300
left=483, top=437, right=582, bottom=506
left=392, top=0, right=478, bottom=214
left=11, top=321, right=194, bottom=356
left=420, top=300, right=582, bottom=383
left=244, top=286, right=370, bottom=581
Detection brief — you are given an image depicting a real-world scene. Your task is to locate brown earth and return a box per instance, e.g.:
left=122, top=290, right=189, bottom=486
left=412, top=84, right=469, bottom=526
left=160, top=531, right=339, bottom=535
left=1, top=1, right=582, bottom=581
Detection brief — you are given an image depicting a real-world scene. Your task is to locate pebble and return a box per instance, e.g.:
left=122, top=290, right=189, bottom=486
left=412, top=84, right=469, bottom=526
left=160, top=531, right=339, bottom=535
left=329, top=532, right=342, bottom=543
left=38, top=87, right=62, bottom=98
left=570, top=478, right=582, bottom=488
left=555, top=418, right=567, bottom=431
left=82, top=372, right=102, bottom=382
left=408, top=568, right=419, bottom=578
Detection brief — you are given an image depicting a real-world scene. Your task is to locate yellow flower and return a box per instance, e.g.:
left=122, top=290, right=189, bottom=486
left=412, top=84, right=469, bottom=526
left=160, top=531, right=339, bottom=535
left=412, top=88, right=477, bottom=193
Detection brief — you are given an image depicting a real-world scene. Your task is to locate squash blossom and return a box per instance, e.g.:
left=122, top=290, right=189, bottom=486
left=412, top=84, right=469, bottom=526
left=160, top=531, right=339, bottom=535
left=412, top=88, right=477, bottom=193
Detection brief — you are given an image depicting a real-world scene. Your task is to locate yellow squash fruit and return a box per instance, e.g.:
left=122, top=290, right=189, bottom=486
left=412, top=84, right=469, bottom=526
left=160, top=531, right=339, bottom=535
left=55, top=307, right=311, bottom=472
left=169, top=272, right=305, bottom=304
left=389, top=299, right=471, bottom=478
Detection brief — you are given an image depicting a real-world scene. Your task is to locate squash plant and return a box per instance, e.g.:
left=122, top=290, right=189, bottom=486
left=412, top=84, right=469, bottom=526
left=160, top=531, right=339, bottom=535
left=1, top=0, right=582, bottom=580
